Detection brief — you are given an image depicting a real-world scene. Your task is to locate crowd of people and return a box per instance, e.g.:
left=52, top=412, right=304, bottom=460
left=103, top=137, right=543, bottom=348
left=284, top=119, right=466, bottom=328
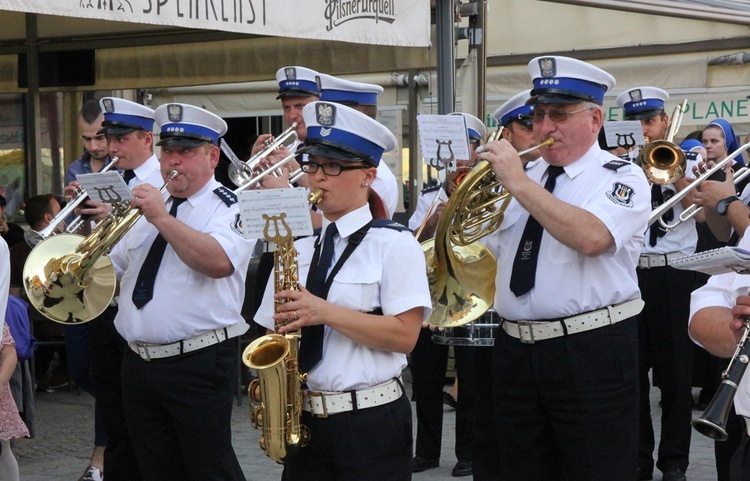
left=3, top=55, right=750, bottom=481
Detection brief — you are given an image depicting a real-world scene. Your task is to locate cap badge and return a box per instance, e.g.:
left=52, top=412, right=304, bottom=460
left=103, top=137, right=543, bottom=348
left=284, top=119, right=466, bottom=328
left=316, top=103, right=336, bottom=127
left=285, top=67, right=297, bottom=81
left=102, top=99, right=115, bottom=113
left=629, top=89, right=643, bottom=102
left=168, top=104, right=183, bottom=122
left=539, top=58, right=556, bottom=78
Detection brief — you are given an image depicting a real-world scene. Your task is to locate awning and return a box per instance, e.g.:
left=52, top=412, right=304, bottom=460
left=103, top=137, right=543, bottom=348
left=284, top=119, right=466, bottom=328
left=0, top=0, right=430, bottom=47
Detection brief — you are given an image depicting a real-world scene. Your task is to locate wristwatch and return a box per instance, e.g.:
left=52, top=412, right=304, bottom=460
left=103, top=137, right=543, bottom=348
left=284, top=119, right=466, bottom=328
left=716, top=195, right=740, bottom=216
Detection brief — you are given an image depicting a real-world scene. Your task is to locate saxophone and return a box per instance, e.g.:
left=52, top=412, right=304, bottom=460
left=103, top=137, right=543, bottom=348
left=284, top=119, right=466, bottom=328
left=242, top=213, right=310, bottom=464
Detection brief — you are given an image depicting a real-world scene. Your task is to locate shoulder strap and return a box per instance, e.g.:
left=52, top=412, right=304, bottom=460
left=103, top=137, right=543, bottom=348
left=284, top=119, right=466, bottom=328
left=213, top=186, right=238, bottom=206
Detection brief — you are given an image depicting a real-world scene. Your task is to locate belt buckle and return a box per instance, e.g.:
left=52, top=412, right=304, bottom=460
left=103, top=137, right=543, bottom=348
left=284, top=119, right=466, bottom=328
left=516, top=321, right=535, bottom=344
left=309, top=391, right=329, bottom=418
left=134, top=341, right=152, bottom=361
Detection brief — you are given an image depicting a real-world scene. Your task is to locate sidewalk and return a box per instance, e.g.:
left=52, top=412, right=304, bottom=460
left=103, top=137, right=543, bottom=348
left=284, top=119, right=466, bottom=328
left=14, top=375, right=718, bottom=480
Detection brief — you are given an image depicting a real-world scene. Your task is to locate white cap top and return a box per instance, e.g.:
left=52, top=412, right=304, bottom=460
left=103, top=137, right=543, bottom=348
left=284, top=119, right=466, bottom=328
left=154, top=103, right=228, bottom=147
left=450, top=112, right=487, bottom=141
left=275, top=66, right=322, bottom=99
left=616, top=86, right=669, bottom=120
left=99, top=97, right=154, bottom=134
left=319, top=74, right=384, bottom=106
left=528, top=56, right=615, bottom=104
left=492, top=90, right=534, bottom=127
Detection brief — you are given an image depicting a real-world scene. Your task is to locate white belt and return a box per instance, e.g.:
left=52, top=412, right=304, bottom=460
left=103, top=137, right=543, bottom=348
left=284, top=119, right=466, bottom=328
left=638, top=252, right=684, bottom=269
left=128, top=322, right=248, bottom=361
left=303, top=378, right=403, bottom=418
left=501, top=299, right=644, bottom=344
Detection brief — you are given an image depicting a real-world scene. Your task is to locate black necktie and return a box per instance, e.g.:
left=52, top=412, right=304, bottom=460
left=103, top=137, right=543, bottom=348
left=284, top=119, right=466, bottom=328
left=298, top=223, right=338, bottom=372
left=509, top=166, right=565, bottom=297
left=131, top=197, right=186, bottom=309
left=648, top=184, right=673, bottom=247
left=123, top=169, right=136, bottom=185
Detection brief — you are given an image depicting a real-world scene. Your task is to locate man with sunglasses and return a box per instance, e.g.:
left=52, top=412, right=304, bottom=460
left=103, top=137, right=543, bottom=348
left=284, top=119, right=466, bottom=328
left=479, top=56, right=650, bottom=480
left=617, top=86, right=699, bottom=481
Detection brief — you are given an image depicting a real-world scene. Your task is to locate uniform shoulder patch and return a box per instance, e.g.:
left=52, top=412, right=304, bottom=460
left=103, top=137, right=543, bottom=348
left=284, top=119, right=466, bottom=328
left=370, top=218, right=412, bottom=232
left=606, top=182, right=636, bottom=208
left=421, top=184, right=442, bottom=194
left=684, top=151, right=699, bottom=162
left=214, top=186, right=237, bottom=206
left=602, top=159, right=631, bottom=171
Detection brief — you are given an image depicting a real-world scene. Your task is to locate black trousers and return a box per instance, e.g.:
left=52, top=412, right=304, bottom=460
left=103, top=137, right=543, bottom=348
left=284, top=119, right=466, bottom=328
left=637, top=266, right=695, bottom=473
left=89, top=306, right=142, bottom=481
left=492, top=317, right=639, bottom=481
left=731, top=427, right=750, bottom=481
left=122, top=339, right=245, bottom=481
left=282, top=392, right=413, bottom=481
left=409, top=327, right=475, bottom=462
left=472, top=345, right=500, bottom=480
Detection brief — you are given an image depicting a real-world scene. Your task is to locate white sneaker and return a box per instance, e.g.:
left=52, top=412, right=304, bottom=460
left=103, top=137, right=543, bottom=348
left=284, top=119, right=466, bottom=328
left=79, top=465, right=103, bottom=481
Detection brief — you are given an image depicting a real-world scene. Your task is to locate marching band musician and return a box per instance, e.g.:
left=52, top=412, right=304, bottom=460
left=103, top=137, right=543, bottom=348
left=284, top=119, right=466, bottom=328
left=108, top=103, right=254, bottom=481
left=407, top=113, right=485, bottom=477
left=494, top=89, right=542, bottom=166
left=477, top=56, right=650, bottom=480
left=254, top=101, right=431, bottom=481
left=319, top=74, right=400, bottom=218
left=689, top=232, right=750, bottom=481
left=67, top=97, right=164, bottom=481
left=616, top=86, right=700, bottom=481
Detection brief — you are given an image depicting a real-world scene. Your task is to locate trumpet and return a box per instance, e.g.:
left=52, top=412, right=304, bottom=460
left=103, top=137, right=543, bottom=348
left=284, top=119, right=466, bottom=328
left=638, top=100, right=688, bottom=185
left=233, top=150, right=300, bottom=194
left=22, top=171, right=178, bottom=324
left=224, top=124, right=299, bottom=187
left=39, top=156, right=120, bottom=238
left=649, top=142, right=750, bottom=229
left=692, top=320, right=750, bottom=440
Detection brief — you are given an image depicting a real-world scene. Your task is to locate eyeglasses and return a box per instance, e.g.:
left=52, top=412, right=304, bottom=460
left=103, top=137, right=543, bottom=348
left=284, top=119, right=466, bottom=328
left=532, top=107, right=595, bottom=124
left=300, top=162, right=370, bottom=176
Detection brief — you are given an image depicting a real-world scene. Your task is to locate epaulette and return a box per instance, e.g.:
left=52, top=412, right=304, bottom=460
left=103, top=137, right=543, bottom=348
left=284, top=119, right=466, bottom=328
left=214, top=186, right=237, bottom=206
left=370, top=218, right=412, bottom=232
left=421, top=184, right=442, bottom=195
left=602, top=158, right=631, bottom=171
left=684, top=151, right=699, bottom=162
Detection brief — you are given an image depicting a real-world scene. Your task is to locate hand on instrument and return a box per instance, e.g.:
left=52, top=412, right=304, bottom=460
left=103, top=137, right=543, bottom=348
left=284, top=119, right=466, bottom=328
left=730, top=295, right=750, bottom=343
left=75, top=198, right=113, bottom=224
left=693, top=162, right=735, bottom=208
left=251, top=134, right=274, bottom=156
left=272, top=286, right=329, bottom=332
left=260, top=167, right=292, bottom=190
left=258, top=145, right=292, bottom=170
left=64, top=181, right=84, bottom=201
left=476, top=139, right=527, bottom=192
left=130, top=184, right=169, bottom=223
left=417, top=202, right=446, bottom=241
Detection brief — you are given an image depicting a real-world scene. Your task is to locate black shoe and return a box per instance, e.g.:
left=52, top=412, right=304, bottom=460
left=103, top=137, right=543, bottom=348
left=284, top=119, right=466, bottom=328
left=636, top=467, right=653, bottom=480
left=412, top=456, right=439, bottom=473
left=442, top=391, right=458, bottom=409
left=662, top=467, right=687, bottom=481
left=452, top=460, right=472, bottom=477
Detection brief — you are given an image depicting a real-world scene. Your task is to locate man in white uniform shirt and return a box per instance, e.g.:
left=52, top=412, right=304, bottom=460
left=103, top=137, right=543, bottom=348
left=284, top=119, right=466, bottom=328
left=109, top=103, right=254, bottom=481
left=478, top=55, right=650, bottom=480
left=616, top=86, right=698, bottom=481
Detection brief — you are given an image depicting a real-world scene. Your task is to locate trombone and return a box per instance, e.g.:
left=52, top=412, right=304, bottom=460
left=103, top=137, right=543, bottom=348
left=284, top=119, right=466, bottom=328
left=39, top=156, right=120, bottom=238
left=638, top=100, right=687, bottom=185
left=649, top=142, right=750, bottom=229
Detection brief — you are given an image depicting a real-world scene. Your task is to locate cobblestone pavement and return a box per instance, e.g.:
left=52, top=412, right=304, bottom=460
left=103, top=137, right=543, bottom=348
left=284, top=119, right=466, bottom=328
left=14, top=373, right=718, bottom=481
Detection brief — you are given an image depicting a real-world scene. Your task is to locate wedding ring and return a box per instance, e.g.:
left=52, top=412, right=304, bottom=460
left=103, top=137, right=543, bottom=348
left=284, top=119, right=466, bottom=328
left=293, top=311, right=298, bottom=320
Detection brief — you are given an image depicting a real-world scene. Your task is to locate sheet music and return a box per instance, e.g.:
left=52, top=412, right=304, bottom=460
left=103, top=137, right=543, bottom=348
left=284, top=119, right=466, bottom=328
left=417, top=114, right=471, bottom=169
left=603, top=121, right=646, bottom=150
left=238, top=188, right=313, bottom=240
left=77, top=171, right=133, bottom=204
left=669, top=247, right=750, bottom=275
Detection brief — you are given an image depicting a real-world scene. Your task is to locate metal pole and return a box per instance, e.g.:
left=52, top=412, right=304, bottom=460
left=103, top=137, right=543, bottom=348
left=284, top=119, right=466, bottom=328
left=436, top=0, right=455, bottom=115
left=24, top=13, right=43, bottom=197
left=473, top=0, right=487, bottom=123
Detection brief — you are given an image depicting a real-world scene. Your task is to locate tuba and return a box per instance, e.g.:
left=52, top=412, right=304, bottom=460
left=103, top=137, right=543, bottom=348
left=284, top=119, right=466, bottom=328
left=242, top=213, right=310, bottom=464
left=637, top=99, right=687, bottom=184
left=422, top=138, right=554, bottom=328
left=22, top=171, right=178, bottom=324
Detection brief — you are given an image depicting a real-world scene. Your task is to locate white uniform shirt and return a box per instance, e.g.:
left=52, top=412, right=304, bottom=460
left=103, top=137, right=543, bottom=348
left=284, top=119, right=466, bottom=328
left=110, top=178, right=254, bottom=344
left=487, top=142, right=650, bottom=321
left=373, top=161, right=399, bottom=219
left=641, top=155, right=700, bottom=255
left=408, top=186, right=448, bottom=232
left=0, top=237, right=8, bottom=331
left=255, top=204, right=432, bottom=392
left=689, top=234, right=750, bottom=416
left=130, top=154, right=161, bottom=188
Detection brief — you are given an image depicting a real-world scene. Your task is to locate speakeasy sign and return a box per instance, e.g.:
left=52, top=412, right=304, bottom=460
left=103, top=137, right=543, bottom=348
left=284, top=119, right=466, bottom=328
left=0, top=0, right=430, bottom=47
